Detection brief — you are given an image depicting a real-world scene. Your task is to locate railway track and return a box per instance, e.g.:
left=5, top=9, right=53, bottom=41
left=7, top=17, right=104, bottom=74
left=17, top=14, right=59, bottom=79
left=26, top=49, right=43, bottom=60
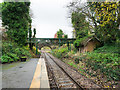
left=43, top=52, right=82, bottom=89
left=42, top=52, right=102, bottom=89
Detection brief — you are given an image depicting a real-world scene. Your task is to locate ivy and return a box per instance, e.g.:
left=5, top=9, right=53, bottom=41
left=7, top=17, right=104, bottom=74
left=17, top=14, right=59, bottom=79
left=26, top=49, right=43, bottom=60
left=73, top=35, right=93, bottom=48
left=2, top=1, right=31, bottom=45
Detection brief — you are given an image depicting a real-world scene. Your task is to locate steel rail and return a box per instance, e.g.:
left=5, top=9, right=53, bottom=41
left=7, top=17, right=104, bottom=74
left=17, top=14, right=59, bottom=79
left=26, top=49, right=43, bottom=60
left=44, top=52, right=84, bottom=89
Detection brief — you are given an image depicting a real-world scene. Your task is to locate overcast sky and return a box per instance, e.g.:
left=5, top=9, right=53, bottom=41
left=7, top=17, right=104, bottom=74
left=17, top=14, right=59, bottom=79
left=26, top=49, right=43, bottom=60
left=30, top=0, right=74, bottom=38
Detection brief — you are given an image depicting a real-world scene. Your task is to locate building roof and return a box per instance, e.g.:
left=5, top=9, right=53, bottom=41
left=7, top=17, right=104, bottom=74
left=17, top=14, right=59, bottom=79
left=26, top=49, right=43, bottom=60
left=54, top=33, right=57, bottom=38
left=81, top=36, right=101, bottom=46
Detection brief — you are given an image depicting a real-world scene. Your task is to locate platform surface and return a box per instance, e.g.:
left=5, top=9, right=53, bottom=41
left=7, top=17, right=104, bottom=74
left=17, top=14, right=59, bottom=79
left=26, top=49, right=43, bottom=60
left=2, top=58, right=50, bottom=89
left=30, top=58, right=50, bottom=89
left=2, top=58, right=39, bottom=88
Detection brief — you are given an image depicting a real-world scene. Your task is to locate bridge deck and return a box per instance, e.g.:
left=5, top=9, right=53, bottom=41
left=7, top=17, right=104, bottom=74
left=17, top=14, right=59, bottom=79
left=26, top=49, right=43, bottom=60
left=30, top=38, right=76, bottom=40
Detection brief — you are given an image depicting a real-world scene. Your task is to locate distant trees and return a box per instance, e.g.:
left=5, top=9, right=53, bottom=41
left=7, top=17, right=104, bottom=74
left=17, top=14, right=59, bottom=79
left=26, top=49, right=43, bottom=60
left=33, top=28, right=36, bottom=38
left=64, top=34, right=68, bottom=39
left=28, top=24, right=32, bottom=49
left=57, top=29, right=68, bottom=39
left=57, top=29, right=64, bottom=38
left=2, top=1, right=31, bottom=45
left=28, top=26, right=36, bottom=50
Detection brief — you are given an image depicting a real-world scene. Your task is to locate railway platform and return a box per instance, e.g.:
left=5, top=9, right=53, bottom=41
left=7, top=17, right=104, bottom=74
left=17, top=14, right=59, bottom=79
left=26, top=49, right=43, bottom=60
left=29, top=57, right=50, bottom=89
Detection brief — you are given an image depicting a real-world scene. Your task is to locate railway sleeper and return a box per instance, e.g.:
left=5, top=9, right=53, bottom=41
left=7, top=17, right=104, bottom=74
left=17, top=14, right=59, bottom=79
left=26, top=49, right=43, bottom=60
left=58, top=80, right=71, bottom=83
left=59, top=83, right=74, bottom=87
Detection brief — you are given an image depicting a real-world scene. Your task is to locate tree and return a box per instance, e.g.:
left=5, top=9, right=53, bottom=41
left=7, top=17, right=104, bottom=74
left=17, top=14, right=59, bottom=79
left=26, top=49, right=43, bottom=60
left=0, top=3, right=2, bottom=19
left=2, top=1, right=31, bottom=45
left=29, top=25, right=32, bottom=39
left=91, top=1, right=119, bottom=26
left=29, top=28, right=36, bottom=50
left=56, top=29, right=68, bottom=39
left=64, top=34, right=68, bottom=39
left=29, top=24, right=32, bottom=49
left=68, top=0, right=120, bottom=44
left=67, top=1, right=99, bottom=30
left=33, top=28, right=36, bottom=38
left=57, top=29, right=64, bottom=38
left=91, top=1, right=120, bottom=43
left=71, top=12, right=89, bottom=39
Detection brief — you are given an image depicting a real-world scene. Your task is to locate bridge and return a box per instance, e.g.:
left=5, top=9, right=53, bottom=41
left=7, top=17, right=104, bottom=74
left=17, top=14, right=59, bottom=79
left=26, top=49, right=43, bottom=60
left=28, top=38, right=76, bottom=54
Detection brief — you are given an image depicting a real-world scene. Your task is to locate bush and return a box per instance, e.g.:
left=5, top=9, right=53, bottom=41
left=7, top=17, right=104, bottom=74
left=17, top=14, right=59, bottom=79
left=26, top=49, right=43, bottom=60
left=32, top=46, right=41, bottom=55
left=14, top=48, right=22, bottom=57
left=1, top=55, right=13, bottom=63
left=73, top=35, right=93, bottom=49
left=52, top=47, right=68, bottom=59
left=85, top=52, right=120, bottom=81
left=94, top=45, right=120, bottom=53
left=7, top=53, right=19, bottom=61
left=1, top=41, right=32, bottom=63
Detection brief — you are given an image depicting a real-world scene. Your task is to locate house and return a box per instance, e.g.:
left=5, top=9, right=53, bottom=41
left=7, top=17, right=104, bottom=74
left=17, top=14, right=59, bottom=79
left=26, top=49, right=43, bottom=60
left=54, top=33, right=57, bottom=38
left=54, top=33, right=64, bottom=38
left=80, top=36, right=101, bottom=53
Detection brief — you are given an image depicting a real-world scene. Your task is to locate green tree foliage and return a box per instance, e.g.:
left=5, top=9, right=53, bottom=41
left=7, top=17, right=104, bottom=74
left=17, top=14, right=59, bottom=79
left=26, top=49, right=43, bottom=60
left=1, top=40, right=31, bottom=63
left=68, top=1, right=98, bottom=29
left=72, top=12, right=89, bottom=38
left=57, top=29, right=68, bottom=39
left=90, top=1, right=120, bottom=44
left=68, top=1, right=120, bottom=45
left=2, top=1, right=31, bottom=45
left=91, top=1, right=119, bottom=26
left=0, top=3, right=2, bottom=18
left=33, top=28, right=36, bottom=38
left=29, top=25, right=32, bottom=39
left=71, top=12, right=90, bottom=49
left=64, top=34, right=68, bottom=39
left=57, top=29, right=64, bottom=38
left=96, top=22, right=118, bottom=43
left=28, top=24, right=32, bottom=50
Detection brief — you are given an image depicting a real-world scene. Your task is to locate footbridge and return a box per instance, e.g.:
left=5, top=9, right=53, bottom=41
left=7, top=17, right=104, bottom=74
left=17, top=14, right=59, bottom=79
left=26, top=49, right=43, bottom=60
left=28, top=38, right=76, bottom=54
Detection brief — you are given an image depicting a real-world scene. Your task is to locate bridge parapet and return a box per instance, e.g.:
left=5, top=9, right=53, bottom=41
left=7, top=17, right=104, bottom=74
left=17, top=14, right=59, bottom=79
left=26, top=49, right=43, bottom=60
left=27, top=38, right=76, bottom=43
left=27, top=38, right=76, bottom=54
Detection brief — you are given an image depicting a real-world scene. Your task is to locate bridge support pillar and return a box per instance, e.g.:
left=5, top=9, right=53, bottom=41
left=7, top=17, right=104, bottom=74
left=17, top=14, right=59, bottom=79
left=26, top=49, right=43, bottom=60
left=69, top=42, right=71, bottom=51
left=59, top=38, right=61, bottom=47
left=67, top=42, right=69, bottom=50
left=36, top=42, right=38, bottom=55
left=67, top=41, right=71, bottom=51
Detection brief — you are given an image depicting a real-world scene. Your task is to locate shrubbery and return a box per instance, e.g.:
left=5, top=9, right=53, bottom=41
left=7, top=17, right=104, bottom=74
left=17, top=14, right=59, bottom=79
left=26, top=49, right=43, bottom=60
left=51, top=44, right=120, bottom=82
left=1, top=41, right=32, bottom=63
left=73, top=35, right=93, bottom=49
left=32, top=46, right=41, bottom=55
left=83, top=45, right=120, bottom=81
left=51, top=47, right=68, bottom=59
left=94, top=44, right=120, bottom=53
left=1, top=55, right=12, bottom=63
